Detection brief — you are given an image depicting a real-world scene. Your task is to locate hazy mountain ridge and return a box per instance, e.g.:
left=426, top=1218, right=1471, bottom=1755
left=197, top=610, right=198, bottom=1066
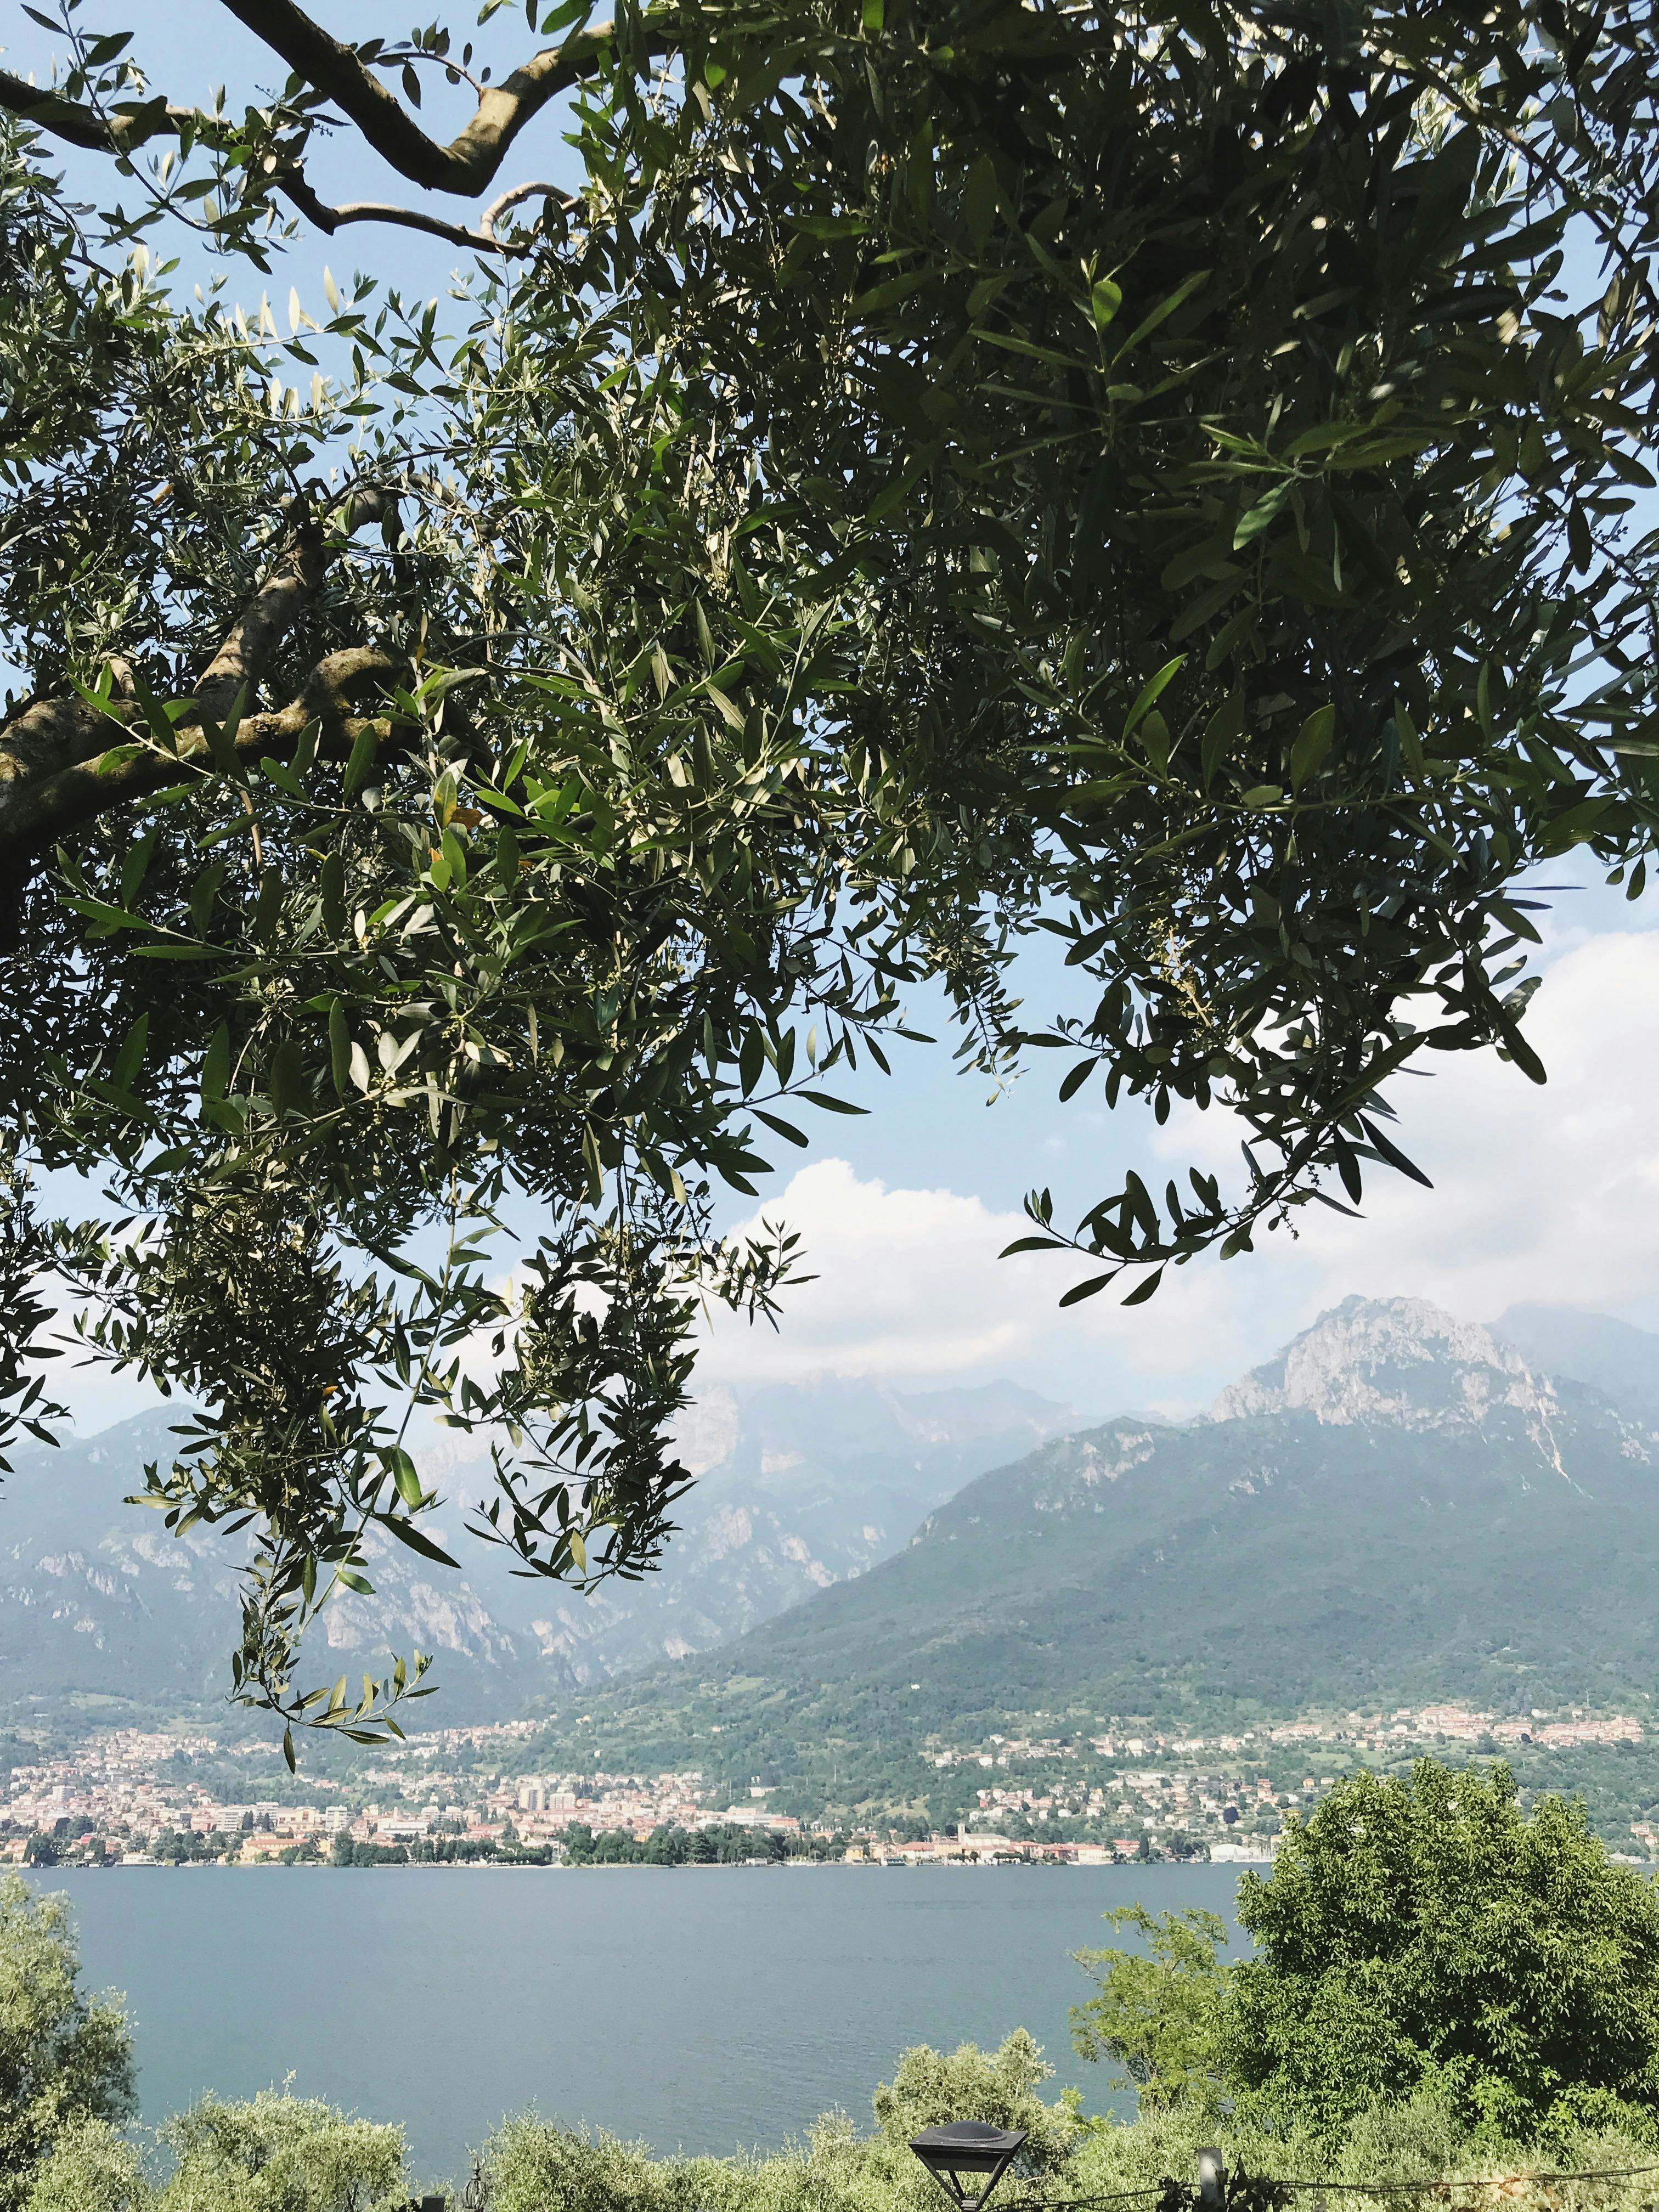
left=0, top=1378, right=1081, bottom=1726
left=7, top=1295, right=1658, bottom=1740
left=1492, top=1303, right=1659, bottom=1431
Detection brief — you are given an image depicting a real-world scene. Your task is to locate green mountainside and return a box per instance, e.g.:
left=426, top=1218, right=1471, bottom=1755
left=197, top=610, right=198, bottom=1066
left=528, top=1299, right=1659, bottom=1791
left=10, top=1295, right=1659, bottom=1789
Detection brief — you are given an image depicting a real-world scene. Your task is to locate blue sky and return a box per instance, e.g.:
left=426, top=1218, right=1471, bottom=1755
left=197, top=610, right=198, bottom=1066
left=18, top=2, right=1659, bottom=1430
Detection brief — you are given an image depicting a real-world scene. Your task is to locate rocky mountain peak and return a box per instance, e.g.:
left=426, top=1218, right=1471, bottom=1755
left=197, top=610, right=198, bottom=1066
left=1212, top=1295, right=1566, bottom=1441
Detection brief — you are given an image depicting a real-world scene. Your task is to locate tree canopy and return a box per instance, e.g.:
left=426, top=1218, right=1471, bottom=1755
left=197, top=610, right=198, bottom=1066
left=1069, top=1764, right=1659, bottom=2146
left=1229, top=1762, right=1659, bottom=2144
left=2, top=0, right=1657, bottom=1737
left=1070, top=1905, right=1232, bottom=2117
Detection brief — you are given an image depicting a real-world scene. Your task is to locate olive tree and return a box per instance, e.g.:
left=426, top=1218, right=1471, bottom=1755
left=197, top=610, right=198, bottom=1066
left=0, top=0, right=1655, bottom=1739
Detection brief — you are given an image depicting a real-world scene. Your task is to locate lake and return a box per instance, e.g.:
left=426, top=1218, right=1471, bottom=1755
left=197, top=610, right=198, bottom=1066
left=42, top=1861, right=1250, bottom=2188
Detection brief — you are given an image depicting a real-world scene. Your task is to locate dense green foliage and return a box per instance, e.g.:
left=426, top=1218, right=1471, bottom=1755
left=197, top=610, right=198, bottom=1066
left=2, top=0, right=1658, bottom=1732
left=1064, top=1764, right=1659, bottom=2152
left=0, top=1875, right=133, bottom=2212
left=1229, top=1763, right=1659, bottom=2146
left=20, top=2119, right=145, bottom=2212
left=486, top=2032, right=1080, bottom=2212
left=1071, top=1909, right=1233, bottom=2116
left=155, top=2094, right=408, bottom=2212
left=478, top=2098, right=1659, bottom=2212
left=21, top=2094, right=409, bottom=2212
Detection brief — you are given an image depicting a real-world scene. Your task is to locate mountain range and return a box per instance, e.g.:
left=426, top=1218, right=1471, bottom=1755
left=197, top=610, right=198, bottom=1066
left=0, top=1376, right=1079, bottom=1730
left=5, top=1296, right=1659, bottom=1744
left=532, top=1296, right=1659, bottom=1775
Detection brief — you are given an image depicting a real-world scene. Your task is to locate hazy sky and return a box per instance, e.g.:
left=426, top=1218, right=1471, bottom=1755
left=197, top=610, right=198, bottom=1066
left=20, top=3, right=1659, bottom=1430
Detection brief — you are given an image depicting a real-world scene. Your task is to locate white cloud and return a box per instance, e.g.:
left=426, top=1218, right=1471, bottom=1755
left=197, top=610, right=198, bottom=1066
left=39, top=905, right=1659, bottom=1432
left=699, top=923, right=1659, bottom=1409
left=1226, top=924, right=1659, bottom=1328
left=696, top=1155, right=1256, bottom=1408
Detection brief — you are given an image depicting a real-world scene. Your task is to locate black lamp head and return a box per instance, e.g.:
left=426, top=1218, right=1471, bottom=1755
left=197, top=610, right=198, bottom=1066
left=909, top=2121, right=1028, bottom=2212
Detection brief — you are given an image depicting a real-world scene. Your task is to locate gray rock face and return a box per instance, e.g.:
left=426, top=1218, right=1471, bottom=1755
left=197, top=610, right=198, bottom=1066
left=0, top=1378, right=1081, bottom=1729
left=1215, top=1295, right=1561, bottom=1432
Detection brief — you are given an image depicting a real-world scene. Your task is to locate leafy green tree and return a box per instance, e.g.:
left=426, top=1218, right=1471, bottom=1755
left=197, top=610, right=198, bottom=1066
left=23, top=2120, right=146, bottom=2212
left=0, top=1875, right=134, bottom=2212
left=1070, top=1906, right=1232, bottom=2117
left=1, top=0, right=1657, bottom=1736
left=1227, top=1760, right=1659, bottom=2146
left=157, top=2092, right=408, bottom=2212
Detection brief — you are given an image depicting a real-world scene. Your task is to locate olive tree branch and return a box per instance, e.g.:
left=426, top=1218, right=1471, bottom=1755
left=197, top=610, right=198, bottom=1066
left=213, top=0, right=670, bottom=195
left=2, top=0, right=627, bottom=253
left=279, top=166, right=573, bottom=255
left=0, top=487, right=408, bottom=858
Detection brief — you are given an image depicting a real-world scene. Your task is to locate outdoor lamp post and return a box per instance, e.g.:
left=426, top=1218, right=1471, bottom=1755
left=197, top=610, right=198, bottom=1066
left=461, top=2159, right=489, bottom=2211
left=909, top=2122, right=1028, bottom=2212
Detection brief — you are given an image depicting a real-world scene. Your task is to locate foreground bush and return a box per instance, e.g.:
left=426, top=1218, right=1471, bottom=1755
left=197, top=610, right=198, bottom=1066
left=483, top=2092, right=1659, bottom=2212
left=21, top=2092, right=410, bottom=2212
left=1070, top=1764, right=1659, bottom=2149
left=0, top=1875, right=133, bottom=2210
left=22, top=2119, right=145, bottom=2212
left=483, top=2033, right=1080, bottom=2212
left=1230, top=1764, right=1659, bottom=2145
left=157, top=2091, right=409, bottom=2212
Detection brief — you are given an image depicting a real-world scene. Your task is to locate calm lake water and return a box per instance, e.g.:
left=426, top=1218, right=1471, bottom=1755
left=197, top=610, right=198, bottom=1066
left=43, top=1861, right=1249, bottom=2189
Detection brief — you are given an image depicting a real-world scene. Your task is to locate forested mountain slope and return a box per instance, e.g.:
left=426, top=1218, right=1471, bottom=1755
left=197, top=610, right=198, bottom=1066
left=545, top=1299, right=1659, bottom=1769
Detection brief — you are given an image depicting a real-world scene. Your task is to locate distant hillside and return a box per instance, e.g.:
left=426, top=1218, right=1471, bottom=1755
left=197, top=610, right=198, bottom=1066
left=1493, top=1304, right=1659, bottom=1429
left=0, top=1378, right=1079, bottom=1729
left=526, top=1375, right=1081, bottom=1679
left=535, top=1297, right=1659, bottom=1777
left=0, top=1410, right=549, bottom=1731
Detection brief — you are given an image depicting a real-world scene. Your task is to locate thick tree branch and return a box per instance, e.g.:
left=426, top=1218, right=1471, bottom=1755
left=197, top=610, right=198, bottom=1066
left=0, top=492, right=399, bottom=857
left=215, top=0, right=668, bottom=197
left=0, top=651, right=404, bottom=953
left=0, top=66, right=195, bottom=154
left=3, top=0, right=643, bottom=246
left=279, top=170, right=571, bottom=256
left=195, top=516, right=331, bottom=729
left=1, top=681, right=403, bottom=854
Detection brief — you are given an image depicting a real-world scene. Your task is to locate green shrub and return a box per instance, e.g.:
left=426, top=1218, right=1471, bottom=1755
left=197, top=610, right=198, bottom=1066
left=1227, top=1762, right=1659, bottom=2146
left=23, top=2118, right=148, bottom=2212
left=1071, top=1908, right=1233, bottom=2117
left=156, top=2091, right=409, bottom=2212
left=482, top=2034, right=1078, bottom=2212
left=873, top=2032, right=1081, bottom=2180
left=481, top=2121, right=689, bottom=2212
